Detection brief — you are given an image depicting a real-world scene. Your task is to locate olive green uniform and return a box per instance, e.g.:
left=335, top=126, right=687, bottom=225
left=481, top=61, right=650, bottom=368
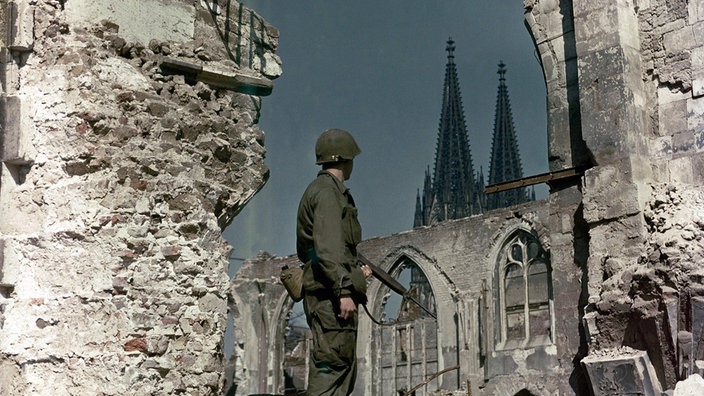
left=297, top=170, right=367, bottom=396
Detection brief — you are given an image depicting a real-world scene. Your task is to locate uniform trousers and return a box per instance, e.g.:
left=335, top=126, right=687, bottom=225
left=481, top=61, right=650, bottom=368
left=304, top=292, right=358, bottom=396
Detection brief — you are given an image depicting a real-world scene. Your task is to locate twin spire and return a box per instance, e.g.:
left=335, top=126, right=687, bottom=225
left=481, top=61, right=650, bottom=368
left=414, top=39, right=531, bottom=228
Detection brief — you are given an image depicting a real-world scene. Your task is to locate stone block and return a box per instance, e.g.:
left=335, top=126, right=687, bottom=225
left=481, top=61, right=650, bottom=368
left=636, top=0, right=651, bottom=11
left=574, top=8, right=620, bottom=54
left=543, top=12, right=570, bottom=51
left=541, top=56, right=561, bottom=90
left=575, top=2, right=639, bottom=54
left=694, top=25, right=704, bottom=62
left=679, top=331, right=693, bottom=378
left=656, top=100, right=687, bottom=136
left=578, top=47, right=628, bottom=87
left=0, top=2, right=32, bottom=52
left=672, top=131, right=696, bottom=154
left=664, top=26, right=697, bottom=55
left=0, top=3, right=8, bottom=50
left=693, top=74, right=704, bottom=99
left=582, top=164, right=642, bottom=223
left=667, top=156, right=695, bottom=184
left=692, top=297, right=704, bottom=362
left=658, top=85, right=690, bottom=105
left=688, top=95, right=704, bottom=132
left=547, top=107, right=572, bottom=164
left=692, top=2, right=704, bottom=23
left=0, top=95, right=22, bottom=162
left=616, top=7, right=641, bottom=51
left=674, top=374, right=704, bottom=395
left=693, top=154, right=704, bottom=184
left=551, top=184, right=584, bottom=208
left=572, top=0, right=618, bottom=18
left=0, top=359, right=26, bottom=395
left=662, top=287, right=679, bottom=355
left=6, top=1, right=33, bottom=52
left=582, top=348, right=663, bottom=396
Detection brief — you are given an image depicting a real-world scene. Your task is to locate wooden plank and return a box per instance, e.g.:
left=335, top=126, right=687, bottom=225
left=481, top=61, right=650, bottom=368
left=484, top=167, right=584, bottom=194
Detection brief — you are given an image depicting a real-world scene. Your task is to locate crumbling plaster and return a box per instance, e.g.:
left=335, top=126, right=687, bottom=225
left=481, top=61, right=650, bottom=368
left=1, top=0, right=279, bottom=395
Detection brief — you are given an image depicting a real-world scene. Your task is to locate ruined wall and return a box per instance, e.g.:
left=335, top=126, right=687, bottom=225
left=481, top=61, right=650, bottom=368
left=17, top=0, right=704, bottom=395
left=0, top=1, right=280, bottom=394
left=229, top=252, right=293, bottom=396
left=525, top=0, right=704, bottom=394
left=231, top=201, right=560, bottom=396
left=358, top=202, right=555, bottom=396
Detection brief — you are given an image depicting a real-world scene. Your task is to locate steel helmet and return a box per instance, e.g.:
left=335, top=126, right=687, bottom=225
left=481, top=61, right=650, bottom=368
left=315, top=129, right=361, bottom=164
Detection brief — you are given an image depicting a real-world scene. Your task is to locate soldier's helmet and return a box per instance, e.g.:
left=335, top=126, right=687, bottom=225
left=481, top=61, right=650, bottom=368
left=315, top=129, right=361, bottom=164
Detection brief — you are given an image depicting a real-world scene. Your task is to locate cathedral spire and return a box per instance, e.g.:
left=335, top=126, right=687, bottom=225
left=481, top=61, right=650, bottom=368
left=487, top=61, right=529, bottom=209
left=414, top=39, right=484, bottom=227
left=446, top=37, right=455, bottom=60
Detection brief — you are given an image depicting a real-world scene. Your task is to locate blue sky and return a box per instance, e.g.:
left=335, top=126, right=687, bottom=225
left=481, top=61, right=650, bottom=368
left=224, top=1, right=548, bottom=269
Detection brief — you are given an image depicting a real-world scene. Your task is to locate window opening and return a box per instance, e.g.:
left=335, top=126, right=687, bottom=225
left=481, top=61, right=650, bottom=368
left=283, top=301, right=309, bottom=395
left=373, top=257, right=452, bottom=396
left=498, top=231, right=552, bottom=349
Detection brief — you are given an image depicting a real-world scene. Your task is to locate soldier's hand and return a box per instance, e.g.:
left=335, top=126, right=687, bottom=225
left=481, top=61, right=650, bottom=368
left=338, top=296, right=356, bottom=320
left=361, top=264, right=372, bottom=278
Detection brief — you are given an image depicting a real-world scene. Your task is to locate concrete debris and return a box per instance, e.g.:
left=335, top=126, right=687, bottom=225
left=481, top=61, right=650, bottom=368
left=673, top=374, right=704, bottom=396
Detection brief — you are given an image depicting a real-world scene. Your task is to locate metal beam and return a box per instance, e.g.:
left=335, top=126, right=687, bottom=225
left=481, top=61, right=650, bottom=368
left=484, top=166, right=586, bottom=194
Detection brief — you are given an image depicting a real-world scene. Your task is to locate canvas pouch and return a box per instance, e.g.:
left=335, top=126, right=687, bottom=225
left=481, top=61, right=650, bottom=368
left=280, top=265, right=304, bottom=302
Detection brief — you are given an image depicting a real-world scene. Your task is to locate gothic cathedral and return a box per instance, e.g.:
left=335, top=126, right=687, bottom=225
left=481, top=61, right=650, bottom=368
left=414, top=39, right=531, bottom=227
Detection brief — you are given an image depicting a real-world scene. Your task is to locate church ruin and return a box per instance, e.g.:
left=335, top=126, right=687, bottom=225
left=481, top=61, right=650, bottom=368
left=2, top=0, right=704, bottom=395
left=232, top=1, right=704, bottom=395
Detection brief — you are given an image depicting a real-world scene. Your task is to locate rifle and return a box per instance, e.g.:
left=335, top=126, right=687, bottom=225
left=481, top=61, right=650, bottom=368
left=357, top=253, right=436, bottom=319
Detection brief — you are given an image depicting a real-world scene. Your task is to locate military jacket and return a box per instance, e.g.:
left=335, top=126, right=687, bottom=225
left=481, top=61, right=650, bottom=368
left=296, top=171, right=366, bottom=300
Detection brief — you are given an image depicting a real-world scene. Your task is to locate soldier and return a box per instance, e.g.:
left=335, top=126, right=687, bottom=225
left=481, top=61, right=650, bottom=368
left=296, top=128, right=371, bottom=395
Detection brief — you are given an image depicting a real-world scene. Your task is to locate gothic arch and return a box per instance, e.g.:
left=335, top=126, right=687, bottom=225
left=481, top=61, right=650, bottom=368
left=485, top=212, right=550, bottom=258
left=366, top=246, right=457, bottom=326
left=489, top=224, right=553, bottom=351
left=523, top=0, right=591, bottom=171
left=357, top=246, right=461, bottom=395
left=229, top=279, right=293, bottom=395
left=278, top=297, right=304, bottom=393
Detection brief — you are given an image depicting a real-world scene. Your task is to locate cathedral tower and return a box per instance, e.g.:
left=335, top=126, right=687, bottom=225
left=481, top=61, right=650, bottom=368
left=486, top=62, right=530, bottom=209
left=414, top=39, right=484, bottom=227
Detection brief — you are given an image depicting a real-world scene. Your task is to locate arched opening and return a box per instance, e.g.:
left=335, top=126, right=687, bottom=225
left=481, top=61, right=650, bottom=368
left=371, top=255, right=451, bottom=396
left=282, top=301, right=309, bottom=395
left=497, top=230, right=553, bottom=350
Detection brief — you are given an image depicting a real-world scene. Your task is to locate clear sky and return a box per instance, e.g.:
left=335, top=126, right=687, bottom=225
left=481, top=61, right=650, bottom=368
left=223, top=1, right=548, bottom=269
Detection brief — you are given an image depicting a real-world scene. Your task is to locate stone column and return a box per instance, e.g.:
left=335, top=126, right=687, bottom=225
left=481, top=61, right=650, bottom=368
left=524, top=1, right=592, bottom=393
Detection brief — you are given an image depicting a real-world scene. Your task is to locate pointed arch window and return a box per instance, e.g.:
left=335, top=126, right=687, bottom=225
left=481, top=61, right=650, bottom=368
left=498, top=231, right=552, bottom=349
left=372, top=256, right=456, bottom=395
